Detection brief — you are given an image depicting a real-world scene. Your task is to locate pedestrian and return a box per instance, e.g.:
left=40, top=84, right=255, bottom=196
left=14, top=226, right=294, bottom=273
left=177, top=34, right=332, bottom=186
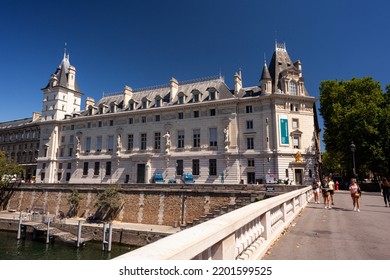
left=328, top=178, right=335, bottom=205
left=381, top=178, right=390, bottom=207
left=312, top=179, right=320, bottom=204
left=320, top=178, right=331, bottom=209
left=349, top=178, right=361, bottom=212
left=335, top=180, right=339, bottom=191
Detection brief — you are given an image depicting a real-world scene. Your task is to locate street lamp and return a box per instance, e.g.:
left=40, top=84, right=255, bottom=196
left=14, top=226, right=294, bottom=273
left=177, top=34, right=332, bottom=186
left=350, top=141, right=356, bottom=177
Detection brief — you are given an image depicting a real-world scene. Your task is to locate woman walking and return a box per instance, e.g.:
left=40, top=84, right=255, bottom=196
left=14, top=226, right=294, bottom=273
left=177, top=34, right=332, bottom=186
left=381, top=178, right=390, bottom=207
left=349, top=178, right=361, bottom=212
left=321, top=178, right=331, bottom=209
left=312, top=178, right=321, bottom=204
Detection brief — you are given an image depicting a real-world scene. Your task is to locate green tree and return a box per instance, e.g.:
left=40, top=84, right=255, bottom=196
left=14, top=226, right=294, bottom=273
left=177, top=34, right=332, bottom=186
left=67, top=188, right=82, bottom=217
left=319, top=77, right=388, bottom=178
left=0, top=150, right=23, bottom=209
left=94, top=184, right=123, bottom=221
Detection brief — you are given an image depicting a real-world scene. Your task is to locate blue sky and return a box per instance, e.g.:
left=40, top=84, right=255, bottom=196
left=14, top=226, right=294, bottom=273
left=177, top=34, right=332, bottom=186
left=1, top=0, right=389, bottom=150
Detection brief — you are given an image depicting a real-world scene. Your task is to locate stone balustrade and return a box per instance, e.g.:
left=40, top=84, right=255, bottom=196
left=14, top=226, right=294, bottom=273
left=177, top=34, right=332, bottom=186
left=114, top=186, right=312, bottom=260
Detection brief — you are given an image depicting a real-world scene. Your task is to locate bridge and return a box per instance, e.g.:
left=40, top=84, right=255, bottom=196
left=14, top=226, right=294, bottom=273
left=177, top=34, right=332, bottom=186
left=115, top=186, right=390, bottom=260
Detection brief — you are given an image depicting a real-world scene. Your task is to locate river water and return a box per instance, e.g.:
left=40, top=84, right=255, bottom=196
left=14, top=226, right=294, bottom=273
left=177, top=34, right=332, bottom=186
left=0, top=230, right=136, bottom=260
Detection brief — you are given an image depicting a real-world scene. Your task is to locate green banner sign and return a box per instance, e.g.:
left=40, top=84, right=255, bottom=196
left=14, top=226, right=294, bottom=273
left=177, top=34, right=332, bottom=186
left=280, top=115, right=289, bottom=145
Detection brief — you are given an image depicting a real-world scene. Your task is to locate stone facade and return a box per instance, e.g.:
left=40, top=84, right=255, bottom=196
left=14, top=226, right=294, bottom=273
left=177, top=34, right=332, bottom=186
left=5, top=184, right=267, bottom=226
left=0, top=113, right=41, bottom=181
left=3, top=42, right=321, bottom=186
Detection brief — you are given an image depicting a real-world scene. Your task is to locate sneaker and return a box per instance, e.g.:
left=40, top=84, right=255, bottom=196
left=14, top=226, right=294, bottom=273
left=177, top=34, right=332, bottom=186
left=325, top=206, right=328, bottom=209
left=353, top=207, right=357, bottom=211
left=328, top=206, right=332, bottom=209
left=357, top=209, right=360, bottom=212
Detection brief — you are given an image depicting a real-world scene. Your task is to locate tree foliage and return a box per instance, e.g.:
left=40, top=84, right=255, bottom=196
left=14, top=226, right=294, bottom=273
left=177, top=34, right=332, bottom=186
left=0, top=150, right=23, bottom=209
left=319, top=77, right=389, bottom=178
left=94, top=184, right=123, bottom=221
left=67, top=188, right=82, bottom=217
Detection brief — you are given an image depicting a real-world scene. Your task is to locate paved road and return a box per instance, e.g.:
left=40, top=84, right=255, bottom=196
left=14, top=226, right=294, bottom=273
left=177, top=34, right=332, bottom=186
left=263, top=191, right=390, bottom=260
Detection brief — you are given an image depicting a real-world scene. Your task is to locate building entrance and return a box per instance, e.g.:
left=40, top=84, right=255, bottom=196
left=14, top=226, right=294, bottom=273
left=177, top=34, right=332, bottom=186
left=294, top=169, right=303, bottom=185
left=137, top=164, right=146, bottom=183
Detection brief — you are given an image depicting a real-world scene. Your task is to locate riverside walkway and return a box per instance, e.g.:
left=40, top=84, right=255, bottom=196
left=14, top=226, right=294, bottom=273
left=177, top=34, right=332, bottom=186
left=263, top=190, right=390, bottom=260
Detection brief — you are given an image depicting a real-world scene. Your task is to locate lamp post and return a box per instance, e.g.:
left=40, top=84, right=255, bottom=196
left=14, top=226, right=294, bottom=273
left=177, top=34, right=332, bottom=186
left=350, top=141, right=356, bottom=178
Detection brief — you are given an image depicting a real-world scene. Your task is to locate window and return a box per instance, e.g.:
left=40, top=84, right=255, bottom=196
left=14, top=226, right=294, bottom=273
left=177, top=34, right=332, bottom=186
left=193, top=129, right=200, bottom=148
left=94, top=162, right=100, bottom=175
left=289, top=81, right=297, bottom=95
left=83, top=162, right=89, bottom=176
left=290, top=103, right=299, bottom=112
left=193, top=93, right=199, bottom=102
left=246, top=120, right=253, bottom=129
left=193, top=110, right=199, bottom=118
left=71, top=125, right=74, bottom=130
left=142, top=100, right=147, bottom=109
left=247, top=172, right=256, bottom=184
left=209, top=159, right=217, bottom=176
left=127, top=134, right=133, bottom=150
left=85, top=137, right=91, bottom=152
left=246, top=105, right=253, bottom=113
left=129, top=118, right=133, bottom=124
left=292, top=118, right=299, bottom=129
left=108, top=135, right=114, bottom=151
left=129, top=102, right=134, bottom=111
left=141, top=116, right=146, bottom=123
left=210, top=108, right=216, bottom=116
left=286, top=169, right=289, bottom=178
left=154, top=132, right=161, bottom=150
left=106, top=161, right=111, bottom=176
left=155, top=98, right=161, bottom=108
left=178, top=112, right=184, bottom=119
left=96, top=136, right=103, bottom=152
left=109, top=120, right=114, bottom=126
left=67, top=162, right=72, bottom=170
left=110, top=105, right=115, bottom=113
left=209, top=128, right=217, bottom=147
left=209, top=90, right=216, bottom=100
left=192, top=159, right=200, bottom=175
left=248, top=158, right=255, bottom=167
left=69, top=135, right=74, bottom=144
left=155, top=115, right=160, bottom=122
left=68, top=147, right=73, bottom=157
left=57, top=172, right=62, bottom=181
left=247, top=137, right=254, bottom=149
left=178, top=95, right=184, bottom=104
left=177, top=130, right=184, bottom=148
left=176, top=160, right=183, bottom=175
left=140, top=133, right=147, bottom=150
left=98, top=121, right=102, bottom=127
left=60, top=148, right=64, bottom=157
left=293, top=135, right=300, bottom=149
left=87, top=122, right=91, bottom=128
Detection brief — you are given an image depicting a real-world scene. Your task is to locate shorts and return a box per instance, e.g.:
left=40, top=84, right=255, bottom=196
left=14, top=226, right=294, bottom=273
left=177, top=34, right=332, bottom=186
left=322, top=191, right=330, bottom=197
left=312, top=188, right=319, bottom=193
left=329, top=190, right=334, bottom=195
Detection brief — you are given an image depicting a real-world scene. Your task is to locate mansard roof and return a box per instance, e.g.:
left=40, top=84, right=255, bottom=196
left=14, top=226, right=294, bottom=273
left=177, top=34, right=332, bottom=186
left=0, top=117, right=36, bottom=130
left=88, top=76, right=233, bottom=114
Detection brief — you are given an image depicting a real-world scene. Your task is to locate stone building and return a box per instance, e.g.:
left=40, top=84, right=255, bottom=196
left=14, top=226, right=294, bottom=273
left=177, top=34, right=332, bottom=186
left=35, top=42, right=321, bottom=185
left=0, top=113, right=41, bottom=181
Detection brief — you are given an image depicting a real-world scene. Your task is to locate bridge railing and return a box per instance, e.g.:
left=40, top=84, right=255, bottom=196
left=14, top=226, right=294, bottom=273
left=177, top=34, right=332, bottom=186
left=114, top=186, right=313, bottom=260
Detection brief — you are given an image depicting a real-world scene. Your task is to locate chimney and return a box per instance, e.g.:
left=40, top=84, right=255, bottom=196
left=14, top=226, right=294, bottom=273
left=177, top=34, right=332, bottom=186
left=170, top=77, right=179, bottom=103
left=32, top=112, right=41, bottom=122
left=85, top=97, right=95, bottom=110
left=123, top=85, right=133, bottom=108
left=234, top=71, right=242, bottom=94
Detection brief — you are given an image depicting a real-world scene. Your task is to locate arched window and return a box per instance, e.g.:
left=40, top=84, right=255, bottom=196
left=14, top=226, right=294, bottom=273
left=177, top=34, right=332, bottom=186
left=289, top=81, right=297, bottom=95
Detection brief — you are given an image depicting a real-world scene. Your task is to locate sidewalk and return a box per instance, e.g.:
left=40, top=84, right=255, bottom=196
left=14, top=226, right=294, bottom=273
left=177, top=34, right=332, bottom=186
left=262, top=191, right=390, bottom=260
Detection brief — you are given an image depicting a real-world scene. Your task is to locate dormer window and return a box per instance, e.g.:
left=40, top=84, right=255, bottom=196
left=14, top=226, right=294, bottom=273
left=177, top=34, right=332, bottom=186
left=99, top=106, right=104, bottom=114
left=110, top=103, right=116, bottom=113
left=208, top=87, right=217, bottom=100
left=155, top=97, right=161, bottom=108
left=178, top=92, right=185, bottom=105
left=289, top=81, right=297, bottom=95
left=129, top=100, right=135, bottom=111
left=141, top=97, right=149, bottom=109
left=193, top=92, right=199, bottom=102
left=88, top=107, right=93, bottom=115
